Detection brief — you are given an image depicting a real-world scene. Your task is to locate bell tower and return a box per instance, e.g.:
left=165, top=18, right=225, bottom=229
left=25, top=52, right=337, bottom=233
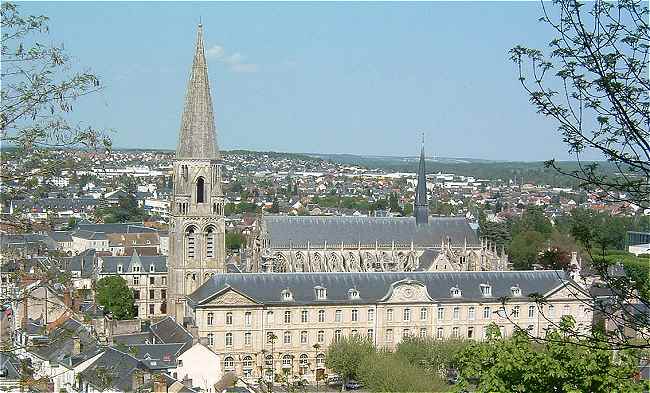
left=168, top=24, right=225, bottom=323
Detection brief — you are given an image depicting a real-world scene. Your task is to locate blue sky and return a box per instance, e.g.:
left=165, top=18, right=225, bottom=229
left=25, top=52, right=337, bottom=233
left=18, top=1, right=584, bottom=161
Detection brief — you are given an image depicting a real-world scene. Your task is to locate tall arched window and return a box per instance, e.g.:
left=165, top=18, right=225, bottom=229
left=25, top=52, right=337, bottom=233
left=186, top=226, right=196, bottom=259
left=206, top=226, right=215, bottom=258
left=196, top=177, right=205, bottom=203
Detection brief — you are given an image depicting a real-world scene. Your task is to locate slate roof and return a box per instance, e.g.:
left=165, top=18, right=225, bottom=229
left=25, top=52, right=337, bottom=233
left=77, top=222, right=157, bottom=234
left=99, top=252, right=167, bottom=274
left=149, top=316, right=193, bottom=353
left=0, top=352, right=24, bottom=380
left=72, top=230, right=108, bottom=241
left=80, top=347, right=141, bottom=392
left=31, top=318, right=101, bottom=369
left=49, top=231, right=73, bottom=242
left=64, top=249, right=96, bottom=278
left=125, top=343, right=185, bottom=370
left=262, top=216, right=479, bottom=248
left=189, top=270, right=572, bottom=307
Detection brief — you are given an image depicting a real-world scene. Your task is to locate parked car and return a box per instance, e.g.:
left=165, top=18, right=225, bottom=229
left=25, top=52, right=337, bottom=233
left=327, top=374, right=343, bottom=386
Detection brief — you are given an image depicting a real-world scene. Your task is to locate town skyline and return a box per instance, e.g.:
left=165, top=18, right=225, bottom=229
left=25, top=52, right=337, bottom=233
left=17, top=1, right=604, bottom=161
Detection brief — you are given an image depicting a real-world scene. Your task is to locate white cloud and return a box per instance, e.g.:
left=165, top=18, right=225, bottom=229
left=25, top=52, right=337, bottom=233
left=206, top=45, right=257, bottom=73
left=206, top=45, right=224, bottom=59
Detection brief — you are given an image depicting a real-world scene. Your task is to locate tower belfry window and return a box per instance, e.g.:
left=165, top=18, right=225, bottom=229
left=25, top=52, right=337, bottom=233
left=196, top=177, right=205, bottom=203
left=206, top=226, right=215, bottom=258
left=186, top=227, right=196, bottom=259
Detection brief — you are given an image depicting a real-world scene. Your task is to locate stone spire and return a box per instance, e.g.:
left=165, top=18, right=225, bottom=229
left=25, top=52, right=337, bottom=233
left=414, top=133, right=429, bottom=225
left=176, top=24, right=219, bottom=160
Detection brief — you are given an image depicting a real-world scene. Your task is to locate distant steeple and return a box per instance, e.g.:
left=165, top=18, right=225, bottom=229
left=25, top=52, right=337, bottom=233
left=414, top=133, right=428, bottom=225
left=176, top=24, right=220, bottom=160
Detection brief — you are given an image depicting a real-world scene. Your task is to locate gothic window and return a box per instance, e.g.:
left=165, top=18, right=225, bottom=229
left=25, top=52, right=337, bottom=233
left=186, top=226, right=196, bottom=259
left=206, top=226, right=215, bottom=258
left=196, top=177, right=205, bottom=203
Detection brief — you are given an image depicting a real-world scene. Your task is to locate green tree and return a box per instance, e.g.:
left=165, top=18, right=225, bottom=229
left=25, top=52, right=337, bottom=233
left=511, top=206, right=553, bottom=239
left=225, top=232, right=245, bottom=250
left=509, top=230, right=546, bottom=270
left=510, top=0, right=648, bottom=209
left=357, top=350, right=445, bottom=393
left=456, top=320, right=647, bottom=393
left=325, top=335, right=374, bottom=388
left=95, top=276, right=135, bottom=320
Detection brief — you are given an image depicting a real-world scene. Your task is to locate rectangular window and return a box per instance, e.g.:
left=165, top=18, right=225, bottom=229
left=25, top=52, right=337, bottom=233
left=368, top=309, right=375, bottom=322
left=245, top=312, right=252, bottom=326
left=403, top=308, right=411, bottom=322
left=207, top=333, right=214, bottom=346
left=385, top=329, right=393, bottom=342
left=335, top=310, right=342, bottom=323
left=402, top=328, right=410, bottom=339
left=467, top=327, right=474, bottom=339
left=149, top=289, right=155, bottom=300
left=334, top=330, right=342, bottom=342
left=437, top=307, right=444, bottom=320
left=149, top=304, right=154, bottom=315
left=133, top=290, right=140, bottom=300
left=513, top=306, right=520, bottom=318
left=529, top=305, right=536, bottom=318
left=301, top=310, right=308, bottom=323
left=149, top=277, right=155, bottom=285
left=284, top=311, right=292, bottom=324
left=162, top=276, right=167, bottom=285
left=483, top=306, right=491, bottom=319
left=420, top=307, right=427, bottom=321
left=468, top=307, right=475, bottom=320
left=563, top=305, right=570, bottom=316
left=367, top=329, right=374, bottom=340
left=284, top=331, right=291, bottom=344
left=133, top=276, right=139, bottom=285
left=352, top=309, right=358, bottom=322
left=318, top=310, right=325, bottom=323
left=244, top=332, right=252, bottom=346
left=419, top=328, right=427, bottom=338
left=317, top=331, right=325, bottom=343
left=386, top=309, right=393, bottom=322
left=548, top=305, right=555, bottom=318
left=436, top=327, right=444, bottom=339
left=453, top=307, right=460, bottom=320
left=161, top=289, right=166, bottom=300
left=300, top=331, right=308, bottom=344
left=452, top=327, right=459, bottom=338
left=207, top=313, right=214, bottom=325
left=267, top=311, right=274, bottom=325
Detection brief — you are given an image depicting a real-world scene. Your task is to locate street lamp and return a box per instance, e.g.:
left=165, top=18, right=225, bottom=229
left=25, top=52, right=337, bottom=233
left=312, top=343, right=321, bottom=393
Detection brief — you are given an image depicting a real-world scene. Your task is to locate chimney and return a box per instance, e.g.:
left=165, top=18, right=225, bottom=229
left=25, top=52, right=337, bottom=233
left=63, top=290, right=72, bottom=308
left=153, top=375, right=167, bottom=393
left=21, top=292, right=28, bottom=330
left=72, top=336, right=81, bottom=355
left=189, top=325, right=199, bottom=344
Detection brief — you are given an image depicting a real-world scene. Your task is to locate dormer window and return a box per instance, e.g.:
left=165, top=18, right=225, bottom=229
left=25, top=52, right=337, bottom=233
left=511, top=285, right=521, bottom=297
left=348, top=289, right=360, bottom=300
left=133, top=266, right=140, bottom=273
left=314, top=286, right=327, bottom=300
left=450, top=287, right=462, bottom=298
left=117, top=264, right=123, bottom=274
left=281, top=289, right=293, bottom=302
left=480, top=284, right=492, bottom=297
left=150, top=264, right=155, bottom=273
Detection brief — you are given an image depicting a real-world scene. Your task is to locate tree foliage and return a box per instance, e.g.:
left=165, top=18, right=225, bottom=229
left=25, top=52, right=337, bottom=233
left=456, top=320, right=648, bottom=393
left=324, top=336, right=374, bottom=384
left=0, top=2, right=111, bottom=211
left=95, top=276, right=135, bottom=320
left=510, top=0, right=649, bottom=209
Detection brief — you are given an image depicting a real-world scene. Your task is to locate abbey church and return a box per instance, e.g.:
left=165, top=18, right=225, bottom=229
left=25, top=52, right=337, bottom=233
left=167, top=25, right=508, bottom=322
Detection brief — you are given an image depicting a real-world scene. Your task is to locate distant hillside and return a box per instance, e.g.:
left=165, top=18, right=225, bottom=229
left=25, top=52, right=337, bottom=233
left=310, top=153, right=617, bottom=188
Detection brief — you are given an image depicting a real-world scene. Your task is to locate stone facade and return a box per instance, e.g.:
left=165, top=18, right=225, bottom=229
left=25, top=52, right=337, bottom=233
left=187, top=271, right=592, bottom=382
left=167, top=24, right=226, bottom=323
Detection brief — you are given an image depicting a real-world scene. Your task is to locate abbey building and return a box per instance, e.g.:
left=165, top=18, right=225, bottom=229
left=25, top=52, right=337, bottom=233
left=167, top=24, right=226, bottom=323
